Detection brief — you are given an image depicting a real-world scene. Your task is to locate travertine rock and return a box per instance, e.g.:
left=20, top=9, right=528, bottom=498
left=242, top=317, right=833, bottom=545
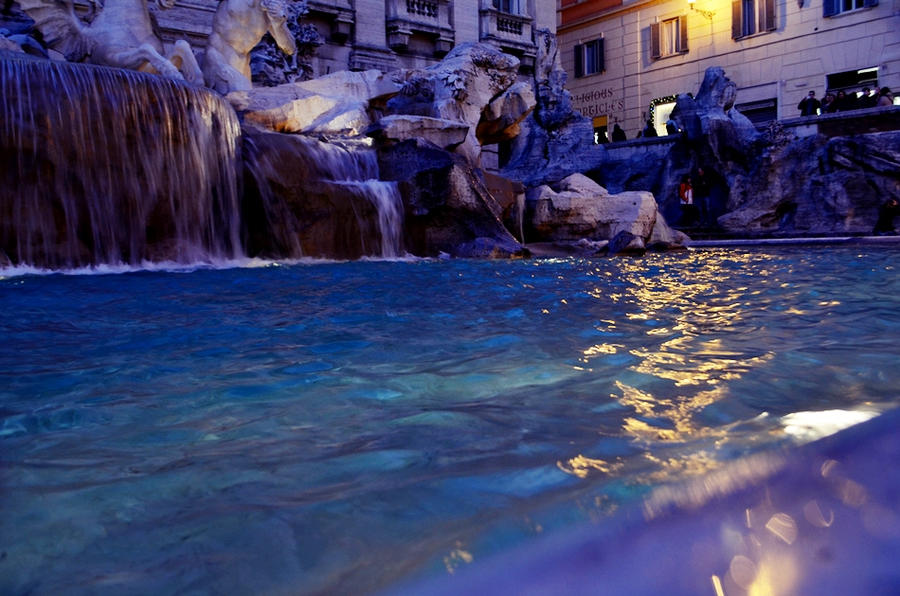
left=524, top=174, right=688, bottom=249
left=228, top=69, right=402, bottom=134
left=720, top=131, right=900, bottom=235
left=384, top=42, right=526, bottom=164
left=501, top=31, right=606, bottom=187
left=670, top=67, right=761, bottom=166
left=476, top=82, right=536, bottom=145
left=377, top=138, right=526, bottom=258
left=367, top=115, right=469, bottom=150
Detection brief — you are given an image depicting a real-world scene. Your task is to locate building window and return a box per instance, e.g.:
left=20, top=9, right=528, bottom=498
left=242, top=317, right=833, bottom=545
left=735, top=98, right=778, bottom=124
left=493, top=0, right=523, bottom=15
left=823, top=0, right=878, bottom=16
left=650, top=18, right=687, bottom=60
left=732, top=0, right=775, bottom=39
left=574, top=39, right=604, bottom=77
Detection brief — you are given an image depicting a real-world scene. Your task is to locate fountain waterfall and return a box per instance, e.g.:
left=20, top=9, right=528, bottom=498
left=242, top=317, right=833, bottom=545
left=243, top=132, right=405, bottom=260
left=0, top=57, right=243, bottom=269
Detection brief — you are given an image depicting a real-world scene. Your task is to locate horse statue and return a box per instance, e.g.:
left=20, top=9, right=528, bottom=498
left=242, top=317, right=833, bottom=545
left=17, top=0, right=203, bottom=83
left=202, top=0, right=297, bottom=95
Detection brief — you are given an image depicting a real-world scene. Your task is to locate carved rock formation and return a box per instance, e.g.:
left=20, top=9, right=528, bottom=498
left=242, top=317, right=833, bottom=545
left=498, top=29, right=606, bottom=188
left=367, top=115, right=469, bottom=151
left=381, top=42, right=532, bottom=165
left=720, top=131, right=900, bottom=235
left=670, top=67, right=762, bottom=168
left=228, top=69, right=403, bottom=134
left=377, top=138, right=526, bottom=258
left=524, top=174, right=688, bottom=252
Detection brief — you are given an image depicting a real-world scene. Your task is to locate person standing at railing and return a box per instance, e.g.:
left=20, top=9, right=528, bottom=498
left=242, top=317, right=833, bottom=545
left=858, top=87, right=878, bottom=109
left=877, top=87, right=895, bottom=107
left=797, top=90, right=820, bottom=116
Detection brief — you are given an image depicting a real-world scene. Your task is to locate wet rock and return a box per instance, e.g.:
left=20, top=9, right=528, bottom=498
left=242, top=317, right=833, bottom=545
left=378, top=138, right=525, bottom=258
left=523, top=174, right=687, bottom=249
left=241, top=127, right=397, bottom=260
left=605, top=230, right=643, bottom=255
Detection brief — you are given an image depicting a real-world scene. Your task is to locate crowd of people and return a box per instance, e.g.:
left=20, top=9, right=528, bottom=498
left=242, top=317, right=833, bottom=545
left=600, top=85, right=894, bottom=143
left=798, top=86, right=895, bottom=116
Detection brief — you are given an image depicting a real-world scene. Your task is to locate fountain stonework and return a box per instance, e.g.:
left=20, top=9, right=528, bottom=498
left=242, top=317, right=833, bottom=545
left=2, top=4, right=692, bottom=268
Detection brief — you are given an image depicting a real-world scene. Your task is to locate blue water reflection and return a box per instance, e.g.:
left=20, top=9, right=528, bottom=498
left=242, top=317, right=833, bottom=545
left=1, top=248, right=899, bottom=594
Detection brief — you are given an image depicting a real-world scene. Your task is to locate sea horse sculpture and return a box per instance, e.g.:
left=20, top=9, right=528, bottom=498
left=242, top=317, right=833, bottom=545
left=202, top=0, right=297, bottom=95
left=17, top=0, right=203, bottom=83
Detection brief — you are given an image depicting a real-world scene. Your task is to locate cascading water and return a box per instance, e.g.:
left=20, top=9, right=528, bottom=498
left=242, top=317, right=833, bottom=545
left=244, top=132, right=406, bottom=259
left=328, top=144, right=404, bottom=259
left=0, top=56, right=243, bottom=269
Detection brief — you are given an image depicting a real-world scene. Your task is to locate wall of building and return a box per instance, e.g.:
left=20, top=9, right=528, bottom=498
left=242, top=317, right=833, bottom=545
left=146, top=0, right=556, bottom=78
left=559, top=0, right=900, bottom=140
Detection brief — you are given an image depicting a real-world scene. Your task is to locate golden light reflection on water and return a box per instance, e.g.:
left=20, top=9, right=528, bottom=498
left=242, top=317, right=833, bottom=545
left=579, top=254, right=781, bottom=476
left=557, top=455, right=622, bottom=479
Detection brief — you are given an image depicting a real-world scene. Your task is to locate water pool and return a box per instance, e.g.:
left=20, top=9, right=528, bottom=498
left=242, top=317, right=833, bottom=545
left=1, top=247, right=899, bottom=594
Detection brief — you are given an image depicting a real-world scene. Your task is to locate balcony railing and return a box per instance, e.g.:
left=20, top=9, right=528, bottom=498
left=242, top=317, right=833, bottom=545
left=385, top=0, right=453, bottom=56
left=478, top=4, right=536, bottom=71
left=406, top=0, right=438, bottom=18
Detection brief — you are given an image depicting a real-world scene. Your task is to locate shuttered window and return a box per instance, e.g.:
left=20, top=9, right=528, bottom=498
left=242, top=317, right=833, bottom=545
left=732, top=0, right=776, bottom=39
left=824, top=0, right=877, bottom=16
left=650, top=17, right=688, bottom=60
left=574, top=39, right=605, bottom=77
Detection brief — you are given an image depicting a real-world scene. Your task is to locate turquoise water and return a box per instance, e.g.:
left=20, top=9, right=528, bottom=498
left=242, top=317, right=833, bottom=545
left=1, top=248, right=899, bottom=594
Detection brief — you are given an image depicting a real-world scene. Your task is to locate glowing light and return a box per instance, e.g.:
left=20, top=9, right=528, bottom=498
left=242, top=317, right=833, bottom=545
left=781, top=409, right=879, bottom=443
left=803, top=500, right=834, bottom=528
left=747, top=555, right=798, bottom=596
left=557, top=455, right=621, bottom=479
left=443, top=542, right=474, bottom=574
left=582, top=343, right=622, bottom=358
left=729, top=554, right=758, bottom=589
left=765, top=513, right=798, bottom=545
left=711, top=575, right=725, bottom=596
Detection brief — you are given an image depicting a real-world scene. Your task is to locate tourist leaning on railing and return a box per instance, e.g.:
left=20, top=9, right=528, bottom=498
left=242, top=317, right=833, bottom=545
left=797, top=90, right=820, bottom=116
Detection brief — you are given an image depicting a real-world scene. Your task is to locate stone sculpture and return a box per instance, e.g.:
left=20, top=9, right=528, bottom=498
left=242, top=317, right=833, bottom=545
left=502, top=29, right=607, bottom=187
left=202, top=0, right=296, bottom=95
left=669, top=66, right=760, bottom=165
left=17, top=0, right=202, bottom=82
left=249, top=0, right=321, bottom=86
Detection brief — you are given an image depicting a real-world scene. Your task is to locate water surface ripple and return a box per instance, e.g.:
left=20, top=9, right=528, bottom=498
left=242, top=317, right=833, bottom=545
left=1, top=247, right=899, bottom=594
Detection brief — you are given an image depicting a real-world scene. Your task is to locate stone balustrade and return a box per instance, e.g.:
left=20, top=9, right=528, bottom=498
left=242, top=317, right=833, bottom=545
left=478, top=7, right=535, bottom=72
left=385, top=0, right=453, bottom=56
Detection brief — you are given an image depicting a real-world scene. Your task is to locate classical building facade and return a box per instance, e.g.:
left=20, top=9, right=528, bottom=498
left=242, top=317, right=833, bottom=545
left=147, top=0, right=555, bottom=76
left=557, top=0, right=900, bottom=140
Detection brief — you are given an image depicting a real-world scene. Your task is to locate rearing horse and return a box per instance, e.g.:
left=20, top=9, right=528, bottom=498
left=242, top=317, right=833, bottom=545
left=18, top=0, right=203, bottom=83
left=202, top=0, right=296, bottom=95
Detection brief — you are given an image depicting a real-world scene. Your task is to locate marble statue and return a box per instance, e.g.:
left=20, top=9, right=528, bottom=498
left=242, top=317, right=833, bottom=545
left=17, top=0, right=203, bottom=83
left=202, top=0, right=297, bottom=95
